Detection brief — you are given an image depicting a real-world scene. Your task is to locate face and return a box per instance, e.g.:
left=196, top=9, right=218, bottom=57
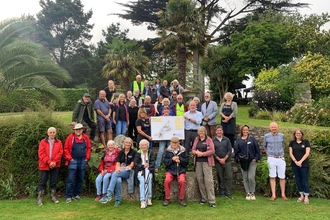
left=48, top=129, right=56, bottom=140
left=163, top=108, right=170, bottom=115
left=163, top=100, right=169, bottom=106
left=225, top=94, right=232, bottom=101
left=108, top=80, right=114, bottom=87
left=135, top=90, right=139, bottom=96
left=130, top=100, right=136, bottom=107
left=295, top=130, right=302, bottom=139
left=82, top=96, right=90, bottom=103
left=172, top=92, right=177, bottom=98
left=198, top=129, right=205, bottom=137
left=158, top=96, right=163, bottom=101
left=215, top=128, right=223, bottom=137
left=144, top=80, right=148, bottom=86
left=124, top=139, right=132, bottom=149
left=140, top=112, right=146, bottom=118
left=163, top=80, right=168, bottom=86
left=156, top=78, right=160, bottom=84
left=270, top=123, right=278, bottom=134
left=127, top=91, right=132, bottom=98
left=204, top=93, right=210, bottom=102
left=140, top=142, right=148, bottom=152
left=189, top=101, right=196, bottom=111
left=194, top=99, right=199, bottom=105
left=107, top=143, right=115, bottom=151
left=242, top=126, right=249, bottom=136
left=144, top=97, right=150, bottom=104
left=120, top=95, right=125, bottom=102
left=74, top=128, right=83, bottom=136
left=136, top=76, right=141, bottom=82
left=150, top=85, right=154, bottom=90
left=170, top=141, right=179, bottom=149
left=99, top=91, right=106, bottom=100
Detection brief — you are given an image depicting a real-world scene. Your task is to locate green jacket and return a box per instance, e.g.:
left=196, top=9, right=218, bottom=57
left=72, top=99, right=95, bottom=123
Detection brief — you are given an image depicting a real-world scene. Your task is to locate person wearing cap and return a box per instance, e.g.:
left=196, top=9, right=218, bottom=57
left=94, top=90, right=113, bottom=148
left=149, top=84, right=158, bottom=104
left=162, top=136, right=189, bottom=206
left=37, top=127, right=63, bottom=206
left=64, top=123, right=91, bottom=203
left=72, top=93, right=96, bottom=143
left=184, top=101, right=203, bottom=153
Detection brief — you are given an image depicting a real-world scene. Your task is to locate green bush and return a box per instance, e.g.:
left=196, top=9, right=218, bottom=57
left=55, top=88, right=90, bottom=111
left=255, top=110, right=272, bottom=120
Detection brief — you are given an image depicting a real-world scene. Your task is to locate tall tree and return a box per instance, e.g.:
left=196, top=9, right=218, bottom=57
left=36, top=0, right=93, bottom=67
left=102, top=38, right=149, bottom=91
left=0, top=18, right=71, bottom=103
left=156, top=0, right=206, bottom=88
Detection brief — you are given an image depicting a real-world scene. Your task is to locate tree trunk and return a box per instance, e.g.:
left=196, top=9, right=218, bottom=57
left=177, top=45, right=187, bottom=89
left=122, top=75, right=130, bottom=92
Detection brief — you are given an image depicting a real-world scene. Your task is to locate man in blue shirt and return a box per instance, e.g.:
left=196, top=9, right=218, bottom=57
left=183, top=101, right=203, bottom=153
left=94, top=90, right=112, bottom=148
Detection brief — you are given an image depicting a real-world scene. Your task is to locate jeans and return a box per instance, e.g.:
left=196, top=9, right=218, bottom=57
left=241, top=161, right=257, bottom=193
left=38, top=168, right=60, bottom=191
left=107, top=170, right=130, bottom=201
left=116, top=120, right=127, bottom=136
left=95, top=173, right=112, bottom=195
left=292, top=166, right=310, bottom=195
left=65, top=160, right=87, bottom=198
left=156, top=140, right=170, bottom=168
left=138, top=173, right=153, bottom=201
left=215, top=161, right=233, bottom=196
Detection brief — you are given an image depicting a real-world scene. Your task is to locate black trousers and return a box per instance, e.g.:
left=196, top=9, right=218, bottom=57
left=83, top=118, right=96, bottom=140
left=184, top=130, right=198, bottom=153
left=128, top=123, right=137, bottom=142
left=38, top=168, right=60, bottom=191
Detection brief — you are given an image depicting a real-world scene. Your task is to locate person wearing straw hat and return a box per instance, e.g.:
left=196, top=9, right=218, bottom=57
left=64, top=123, right=91, bottom=203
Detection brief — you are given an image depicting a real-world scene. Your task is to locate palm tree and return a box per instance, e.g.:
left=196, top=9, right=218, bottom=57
left=156, top=0, right=206, bottom=88
left=102, top=38, right=149, bottom=91
left=0, top=18, right=71, bottom=103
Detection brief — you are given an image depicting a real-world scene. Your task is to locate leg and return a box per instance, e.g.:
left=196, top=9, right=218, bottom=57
left=292, top=165, right=304, bottom=195
left=115, top=120, right=122, bottom=137
left=204, top=124, right=211, bottom=138
left=107, top=129, right=113, bottom=141
left=247, top=161, right=257, bottom=193
left=73, top=165, right=86, bottom=197
left=209, top=125, right=216, bottom=138
left=99, top=131, right=106, bottom=148
left=49, top=168, right=60, bottom=190
left=177, top=173, right=186, bottom=200
left=202, top=162, right=215, bottom=204
left=38, top=170, right=49, bottom=192
left=65, top=168, right=77, bottom=198
left=128, top=123, right=134, bottom=140
left=147, top=173, right=153, bottom=198
left=121, top=121, right=127, bottom=135
left=156, top=140, right=168, bottom=168
left=95, top=173, right=103, bottom=196
left=85, top=120, right=97, bottom=141
left=300, top=167, right=310, bottom=196
left=98, top=120, right=106, bottom=147
left=241, top=168, right=250, bottom=194
left=138, top=174, right=145, bottom=201
left=279, top=178, right=286, bottom=197
left=267, top=157, right=277, bottom=198
left=223, top=161, right=233, bottom=196
left=215, top=162, right=225, bottom=196
left=277, top=158, right=287, bottom=197
left=102, top=173, right=112, bottom=194
left=195, top=162, right=207, bottom=202
left=164, top=172, right=175, bottom=200
left=184, top=130, right=191, bottom=153
left=114, top=177, right=122, bottom=201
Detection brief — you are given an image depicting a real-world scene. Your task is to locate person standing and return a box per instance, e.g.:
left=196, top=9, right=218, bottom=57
left=143, top=80, right=150, bottom=98
left=127, top=99, right=139, bottom=143
left=72, top=93, right=96, bottom=143
left=201, top=92, right=218, bottom=138
left=113, top=94, right=129, bottom=137
left=172, top=94, right=188, bottom=116
left=149, top=84, right=158, bottom=104
left=170, top=90, right=178, bottom=106
left=289, top=129, right=311, bottom=204
left=154, top=78, right=161, bottom=97
left=163, top=137, right=189, bottom=206
left=263, top=122, right=288, bottom=201
left=213, top=125, right=233, bottom=199
left=94, top=90, right=112, bottom=147
left=37, top=127, right=63, bottom=206
left=220, top=92, right=238, bottom=148
left=64, top=123, right=91, bottom=203
left=136, top=108, right=152, bottom=146
left=104, top=80, right=116, bottom=104
left=131, top=75, right=144, bottom=97
left=183, top=101, right=203, bottom=153
left=235, top=125, right=260, bottom=200
left=192, top=126, right=216, bottom=207
left=159, top=80, right=171, bottom=98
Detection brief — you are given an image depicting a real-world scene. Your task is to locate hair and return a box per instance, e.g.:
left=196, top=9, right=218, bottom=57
left=240, top=125, right=250, bottom=136
left=173, top=79, right=178, bottom=84
left=107, top=140, right=116, bottom=148
left=127, top=91, right=132, bottom=96
left=108, top=80, right=115, bottom=91
left=139, top=139, right=150, bottom=149
left=136, top=75, right=141, bottom=79
left=293, top=129, right=304, bottom=141
left=177, top=94, right=183, bottom=99
left=224, top=92, right=234, bottom=100
left=134, top=89, right=140, bottom=94
left=118, top=93, right=125, bottom=102
left=162, top=98, right=170, bottom=105
left=198, top=126, right=208, bottom=135
left=144, top=95, right=151, bottom=100
left=47, top=127, right=56, bottom=133
left=138, top=108, right=147, bottom=119
left=163, top=106, right=170, bottom=111
left=123, top=137, right=134, bottom=149
left=157, top=95, right=163, bottom=101
left=215, top=125, right=223, bottom=131
left=193, top=97, right=200, bottom=103
left=129, top=99, right=136, bottom=107
left=155, top=78, right=160, bottom=84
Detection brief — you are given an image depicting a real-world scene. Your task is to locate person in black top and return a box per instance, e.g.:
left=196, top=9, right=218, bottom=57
left=159, top=80, right=170, bottom=98
left=289, top=129, right=311, bottom=204
left=136, top=108, right=152, bottom=147
left=149, top=84, right=158, bottom=104
left=128, top=99, right=139, bottom=142
left=99, top=137, right=136, bottom=206
left=104, top=80, right=116, bottom=104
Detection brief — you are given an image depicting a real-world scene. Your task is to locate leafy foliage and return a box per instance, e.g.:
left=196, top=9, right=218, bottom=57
left=252, top=89, right=291, bottom=112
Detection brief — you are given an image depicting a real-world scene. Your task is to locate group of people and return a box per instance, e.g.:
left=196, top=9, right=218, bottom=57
left=37, top=76, right=310, bottom=208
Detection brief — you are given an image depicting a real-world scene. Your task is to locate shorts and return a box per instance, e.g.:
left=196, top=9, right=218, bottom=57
left=267, top=157, right=286, bottom=179
left=97, top=118, right=112, bottom=132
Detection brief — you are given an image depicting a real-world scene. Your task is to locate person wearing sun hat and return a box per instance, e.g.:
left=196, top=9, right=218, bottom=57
left=64, top=123, right=91, bottom=203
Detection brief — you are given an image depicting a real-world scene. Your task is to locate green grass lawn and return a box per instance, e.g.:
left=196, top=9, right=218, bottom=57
left=1, top=192, right=329, bottom=220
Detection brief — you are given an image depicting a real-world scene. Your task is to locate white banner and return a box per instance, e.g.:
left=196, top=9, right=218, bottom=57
left=150, top=116, right=185, bottom=140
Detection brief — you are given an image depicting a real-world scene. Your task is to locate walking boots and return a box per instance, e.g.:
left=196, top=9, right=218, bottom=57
left=50, top=189, right=59, bottom=204
left=37, top=190, right=44, bottom=206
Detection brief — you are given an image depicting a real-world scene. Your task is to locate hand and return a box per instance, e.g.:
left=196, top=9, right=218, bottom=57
left=176, top=158, right=180, bottom=163
left=49, top=162, right=56, bottom=169
left=102, top=170, right=107, bottom=176
left=183, top=115, right=189, bottom=120
left=219, top=158, right=225, bottom=165
left=196, top=150, right=203, bottom=157
left=113, top=120, right=117, bottom=125
left=148, top=136, right=153, bottom=141
left=172, top=156, right=179, bottom=162
left=295, top=161, right=302, bottom=167
left=71, top=122, right=76, bottom=126
left=116, top=167, right=121, bottom=173
left=252, top=159, right=256, bottom=162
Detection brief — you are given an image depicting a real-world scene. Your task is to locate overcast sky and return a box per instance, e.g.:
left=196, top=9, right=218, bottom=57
left=0, top=0, right=329, bottom=44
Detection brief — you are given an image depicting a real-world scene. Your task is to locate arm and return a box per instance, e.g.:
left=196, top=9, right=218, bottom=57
left=38, top=140, right=51, bottom=165
left=72, top=101, right=80, bottom=124
left=148, top=151, right=155, bottom=171
left=63, top=136, right=73, bottom=161
left=208, top=102, right=219, bottom=120
left=134, top=154, right=144, bottom=171
left=202, top=138, right=215, bottom=157
left=163, top=151, right=175, bottom=167
left=52, top=141, right=63, bottom=164
left=252, top=137, right=261, bottom=161
left=148, top=105, right=155, bottom=117
left=230, top=102, right=238, bottom=118
left=85, top=135, right=91, bottom=161
left=191, top=137, right=198, bottom=155
left=179, top=150, right=189, bottom=167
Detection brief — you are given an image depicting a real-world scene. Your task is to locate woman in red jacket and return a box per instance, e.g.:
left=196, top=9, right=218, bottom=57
left=37, top=127, right=63, bottom=206
left=95, top=140, right=120, bottom=201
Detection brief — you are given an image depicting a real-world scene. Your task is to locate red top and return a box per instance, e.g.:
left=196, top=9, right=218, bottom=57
left=98, top=148, right=120, bottom=173
left=38, top=138, right=63, bottom=170
left=64, top=132, right=91, bottom=166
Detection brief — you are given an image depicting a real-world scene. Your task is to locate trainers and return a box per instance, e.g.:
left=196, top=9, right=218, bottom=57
left=95, top=195, right=102, bottom=201
left=66, top=198, right=72, bottom=203
left=99, top=194, right=112, bottom=204
left=219, top=194, right=225, bottom=198
left=209, top=203, right=216, bottom=207
left=199, top=200, right=206, bottom=205
left=227, top=194, right=233, bottom=199
left=114, top=200, right=121, bottom=207
left=141, top=201, right=147, bottom=209
left=147, top=198, right=152, bottom=206
left=73, top=195, right=82, bottom=201
left=163, top=199, right=170, bottom=206
left=246, top=193, right=251, bottom=200
left=250, top=194, right=256, bottom=200
left=179, top=199, right=187, bottom=207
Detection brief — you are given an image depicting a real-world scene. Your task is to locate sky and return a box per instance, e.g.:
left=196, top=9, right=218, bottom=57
left=0, top=0, right=329, bottom=44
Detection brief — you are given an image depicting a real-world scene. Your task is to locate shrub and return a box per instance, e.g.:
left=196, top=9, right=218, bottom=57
left=255, top=110, right=272, bottom=120
left=252, top=89, right=292, bottom=112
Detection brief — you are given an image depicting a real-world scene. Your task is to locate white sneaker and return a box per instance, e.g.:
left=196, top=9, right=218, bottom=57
left=246, top=194, right=251, bottom=200
left=147, top=198, right=152, bottom=206
left=250, top=194, right=256, bottom=200
left=140, top=201, right=146, bottom=209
